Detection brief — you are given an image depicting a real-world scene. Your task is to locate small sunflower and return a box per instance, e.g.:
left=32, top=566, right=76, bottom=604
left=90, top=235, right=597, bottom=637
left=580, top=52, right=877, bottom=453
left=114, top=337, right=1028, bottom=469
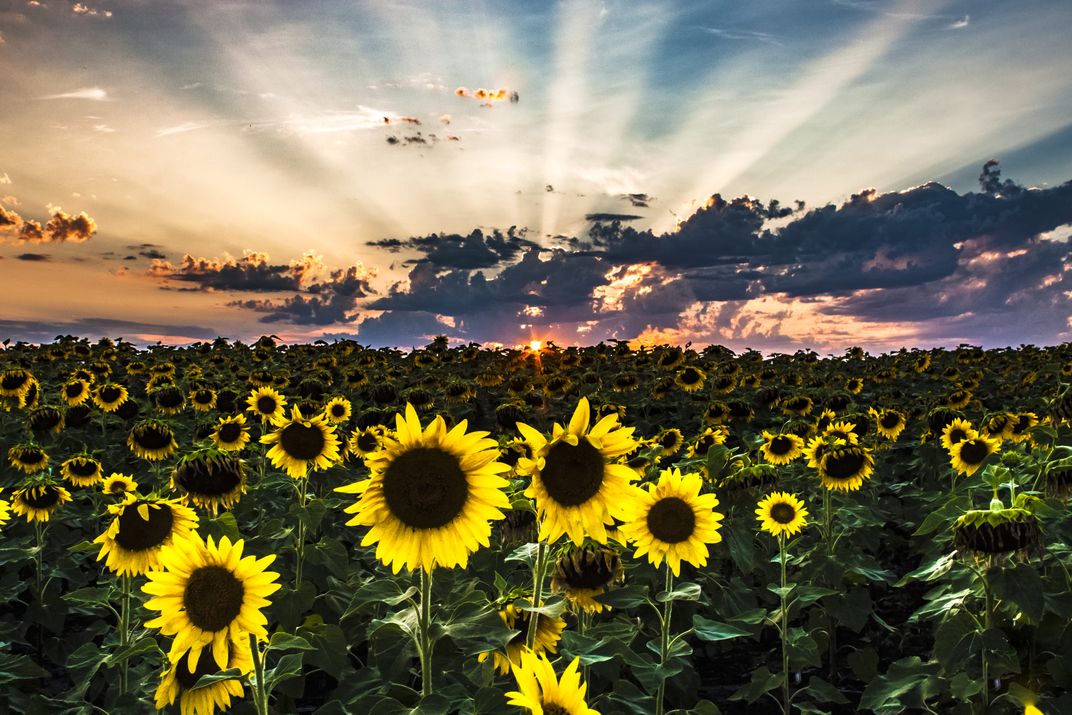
left=61, top=378, right=92, bottom=407
left=347, top=425, right=386, bottom=460
left=245, top=386, right=287, bottom=424
left=515, top=397, right=639, bottom=547
left=189, top=388, right=218, bottom=412
left=210, top=414, right=251, bottom=452
left=127, top=419, right=179, bottom=461
left=0, top=490, right=10, bottom=528
left=478, top=602, right=567, bottom=676
left=142, top=533, right=281, bottom=672
left=337, top=404, right=510, bottom=572
left=759, top=431, right=805, bottom=465
left=950, top=434, right=1000, bottom=477
left=154, top=637, right=252, bottom=715
left=817, top=443, right=875, bottom=492
left=18, top=378, right=41, bottom=409
left=322, top=396, right=352, bottom=425
left=27, top=406, right=64, bottom=435
left=95, top=496, right=199, bottom=575
left=651, top=427, right=684, bottom=457
left=619, top=467, right=724, bottom=576
left=92, top=383, right=129, bottom=413
left=756, top=492, right=809, bottom=537
left=780, top=395, right=814, bottom=418
left=505, top=650, right=599, bottom=715
left=940, top=418, right=976, bottom=452
left=61, top=455, right=105, bottom=487
left=103, top=473, right=138, bottom=497
left=823, top=420, right=859, bottom=444
left=11, top=482, right=72, bottom=523
left=871, top=408, right=907, bottom=441
left=685, top=427, right=728, bottom=458
left=260, top=406, right=341, bottom=479
left=550, top=546, right=623, bottom=614
left=845, top=377, right=864, bottom=395
left=674, top=366, right=707, bottom=393
left=8, top=443, right=50, bottom=474
left=171, top=450, right=247, bottom=515
left=1007, top=412, right=1038, bottom=443
left=151, top=385, right=187, bottom=415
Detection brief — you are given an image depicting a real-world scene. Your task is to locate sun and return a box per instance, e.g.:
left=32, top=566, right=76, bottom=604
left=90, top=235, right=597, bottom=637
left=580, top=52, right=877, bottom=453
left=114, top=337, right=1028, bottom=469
left=530, top=339, right=543, bottom=351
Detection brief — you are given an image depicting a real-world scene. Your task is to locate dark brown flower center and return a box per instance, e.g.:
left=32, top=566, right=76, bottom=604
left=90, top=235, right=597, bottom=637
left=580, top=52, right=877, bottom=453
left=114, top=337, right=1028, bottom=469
left=768, top=436, right=793, bottom=455
left=958, top=439, right=989, bottom=465
left=174, top=457, right=244, bottom=497
left=65, top=382, right=86, bottom=398
left=382, top=447, right=468, bottom=529
left=100, top=386, right=122, bottom=403
left=21, top=486, right=61, bottom=509
left=175, top=646, right=225, bottom=689
left=823, top=449, right=866, bottom=480
left=543, top=704, right=570, bottom=715
left=770, top=502, right=796, bottom=524
left=330, top=404, right=346, bottom=417
left=68, top=458, right=100, bottom=477
left=16, top=448, right=46, bottom=465
left=217, top=423, right=243, bottom=443
left=279, top=422, right=326, bottom=460
left=256, top=395, right=277, bottom=414
left=540, top=439, right=605, bottom=507
left=646, top=497, right=696, bottom=543
left=356, top=433, right=379, bottom=452
left=880, top=413, right=901, bottom=429
left=558, top=550, right=617, bottom=590
left=947, top=428, right=968, bottom=445
left=114, top=504, right=175, bottom=552
left=183, top=565, right=244, bottom=632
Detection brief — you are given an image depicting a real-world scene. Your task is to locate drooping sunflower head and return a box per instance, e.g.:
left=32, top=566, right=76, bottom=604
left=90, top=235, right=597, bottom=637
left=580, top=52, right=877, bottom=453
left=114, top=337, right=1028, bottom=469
left=674, top=366, right=707, bottom=393
left=102, top=473, right=138, bottom=497
left=550, top=545, right=624, bottom=614
left=171, top=449, right=247, bottom=515
left=515, top=397, right=639, bottom=547
left=127, top=419, right=179, bottom=461
left=8, top=443, right=50, bottom=474
left=245, top=386, right=287, bottom=424
left=150, top=385, right=186, bottom=415
left=953, top=499, right=1042, bottom=558
left=620, top=467, right=724, bottom=577
left=817, top=443, right=875, bottom=492
left=780, top=394, right=814, bottom=417
left=712, top=373, right=738, bottom=395
left=950, top=434, right=1000, bottom=477
left=505, top=650, right=598, bottom=715
left=338, top=403, right=511, bottom=573
left=154, top=636, right=252, bottom=715
left=95, top=496, right=199, bottom=575
left=142, top=533, right=281, bottom=672
left=0, top=368, right=35, bottom=398
left=259, top=406, right=341, bottom=479
left=871, top=408, right=907, bottom=441
left=478, top=602, right=566, bottom=676
left=27, top=406, right=64, bottom=436
left=940, top=417, right=977, bottom=452
left=756, top=491, right=809, bottom=538
left=61, top=454, right=105, bottom=487
left=92, top=382, right=129, bottom=412
left=759, top=431, right=805, bottom=466
left=210, top=414, right=250, bottom=452
left=11, top=482, right=72, bottom=523
left=321, top=396, right=353, bottom=424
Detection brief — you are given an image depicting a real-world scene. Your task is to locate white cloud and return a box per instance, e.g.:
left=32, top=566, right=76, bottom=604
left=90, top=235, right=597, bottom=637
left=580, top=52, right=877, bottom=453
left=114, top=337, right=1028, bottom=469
left=72, top=3, right=113, bottom=18
left=0, top=173, right=11, bottom=184
left=948, top=15, right=970, bottom=30
left=42, top=87, right=110, bottom=101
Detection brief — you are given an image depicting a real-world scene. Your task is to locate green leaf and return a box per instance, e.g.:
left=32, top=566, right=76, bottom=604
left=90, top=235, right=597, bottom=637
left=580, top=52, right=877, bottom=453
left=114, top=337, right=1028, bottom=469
left=267, top=632, right=316, bottom=653
left=896, top=552, right=954, bottom=586
left=858, top=657, right=940, bottom=711
left=103, top=634, right=162, bottom=667
left=729, top=666, right=781, bottom=703
left=62, top=585, right=113, bottom=607
left=990, top=563, right=1044, bottom=624
left=692, top=615, right=750, bottom=642
left=0, top=652, right=50, bottom=684
left=656, top=582, right=701, bottom=603
left=263, top=652, right=306, bottom=694
left=802, top=675, right=850, bottom=705
left=705, top=444, right=730, bottom=478
left=933, top=610, right=980, bottom=674
left=191, top=667, right=245, bottom=690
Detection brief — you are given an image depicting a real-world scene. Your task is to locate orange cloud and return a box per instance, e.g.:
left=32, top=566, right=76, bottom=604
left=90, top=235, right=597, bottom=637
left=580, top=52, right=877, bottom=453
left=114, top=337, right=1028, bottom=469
left=454, top=86, right=519, bottom=106
left=0, top=203, right=98, bottom=243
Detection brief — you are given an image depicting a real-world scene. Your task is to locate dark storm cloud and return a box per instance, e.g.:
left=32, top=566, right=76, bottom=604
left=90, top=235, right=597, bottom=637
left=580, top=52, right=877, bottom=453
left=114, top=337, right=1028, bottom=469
left=366, top=228, right=540, bottom=270
left=148, top=251, right=325, bottom=292
left=585, top=213, right=643, bottom=222
left=15, top=252, right=49, bottom=261
left=228, top=265, right=377, bottom=325
left=621, top=193, right=653, bottom=208
left=355, top=311, right=458, bottom=348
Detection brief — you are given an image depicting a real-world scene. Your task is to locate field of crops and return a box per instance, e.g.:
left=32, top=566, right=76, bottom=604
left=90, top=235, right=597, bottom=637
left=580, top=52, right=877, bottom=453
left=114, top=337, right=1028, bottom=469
left=0, top=335, right=1070, bottom=714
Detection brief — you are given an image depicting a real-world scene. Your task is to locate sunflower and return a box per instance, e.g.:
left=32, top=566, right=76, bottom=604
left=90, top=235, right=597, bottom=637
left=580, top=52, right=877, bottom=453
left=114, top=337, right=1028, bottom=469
left=817, top=444, right=875, bottom=492
left=946, top=389, right=973, bottom=409
left=348, top=425, right=386, bottom=460
left=871, top=408, right=907, bottom=441
left=337, top=404, right=510, bottom=572
left=8, top=443, right=50, bottom=474
left=704, top=401, right=731, bottom=425
left=845, top=377, right=864, bottom=395
left=478, top=602, right=567, bottom=675
left=940, top=418, right=976, bottom=452
left=151, top=385, right=187, bottom=415
left=0, top=490, right=10, bottom=528
left=0, top=368, right=34, bottom=398
left=322, top=396, right=352, bottom=424
left=950, top=434, right=1000, bottom=477
left=550, top=546, right=623, bottom=614
left=619, top=467, right=724, bottom=576
left=210, top=414, right=251, bottom=452
left=981, top=413, right=1013, bottom=441
left=759, top=431, right=805, bottom=465
left=505, top=650, right=599, bottom=715
left=674, top=366, right=706, bottom=393
left=95, top=496, right=199, bottom=575
left=515, top=397, right=638, bottom=547
left=17, top=378, right=41, bottom=409
left=27, top=406, right=64, bottom=435
left=756, top=492, right=809, bottom=537
left=171, top=450, right=247, bottom=515
left=142, top=533, right=280, bottom=672
left=103, top=473, right=139, bottom=497
left=781, top=395, right=814, bottom=417
left=189, top=388, right=218, bottom=412
left=10, top=483, right=72, bottom=523
left=128, top=419, right=180, bottom=461
left=245, top=386, right=287, bottom=424
left=260, top=406, right=341, bottom=479
left=61, top=455, right=105, bottom=487
left=61, top=378, right=91, bottom=407
left=651, top=427, right=684, bottom=457
left=823, top=421, right=859, bottom=444
left=92, top=383, right=129, bottom=412
left=1007, top=412, right=1038, bottom=443
left=155, top=636, right=252, bottom=715
left=685, top=427, right=728, bottom=458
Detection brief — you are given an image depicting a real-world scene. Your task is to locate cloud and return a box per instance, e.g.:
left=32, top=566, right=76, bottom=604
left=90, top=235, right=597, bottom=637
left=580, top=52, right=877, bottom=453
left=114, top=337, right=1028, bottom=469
left=948, top=15, right=970, bottom=29
left=621, top=193, right=653, bottom=208
left=700, top=26, right=782, bottom=46
left=0, top=203, right=98, bottom=243
left=228, top=264, right=377, bottom=325
left=72, top=3, right=112, bottom=18
left=585, top=213, right=643, bottom=223
left=0, top=173, right=11, bottom=184
left=42, top=87, right=110, bottom=101
left=148, top=250, right=328, bottom=292
left=366, top=227, right=540, bottom=269
left=0, top=318, right=218, bottom=346
left=454, top=86, right=519, bottom=107
left=15, top=252, right=49, bottom=261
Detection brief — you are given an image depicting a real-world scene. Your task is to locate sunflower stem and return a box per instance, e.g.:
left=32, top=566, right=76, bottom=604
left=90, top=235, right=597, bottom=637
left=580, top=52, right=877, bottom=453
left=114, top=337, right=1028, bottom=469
left=249, top=632, right=269, bottom=715
left=418, top=568, right=434, bottom=698
left=525, top=541, right=549, bottom=650
left=980, top=556, right=993, bottom=711
left=294, top=479, right=308, bottom=591
left=578, top=609, right=590, bottom=686
left=118, top=573, right=131, bottom=696
left=779, top=534, right=791, bottom=715
left=34, top=521, right=45, bottom=658
left=655, top=566, right=673, bottom=715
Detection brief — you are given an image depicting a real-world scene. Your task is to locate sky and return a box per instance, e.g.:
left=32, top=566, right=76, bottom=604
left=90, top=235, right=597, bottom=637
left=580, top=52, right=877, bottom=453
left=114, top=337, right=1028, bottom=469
left=1, top=0, right=1070, bottom=353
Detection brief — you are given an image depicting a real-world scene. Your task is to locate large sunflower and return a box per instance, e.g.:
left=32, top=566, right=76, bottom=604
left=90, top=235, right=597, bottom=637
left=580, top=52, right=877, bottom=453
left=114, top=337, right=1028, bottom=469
left=759, top=431, right=805, bottom=465
left=478, top=602, right=566, bottom=675
left=127, top=419, right=180, bottom=461
left=260, top=406, right=341, bottom=479
left=11, top=483, right=72, bottom=523
left=0, top=368, right=34, bottom=398
left=817, top=444, right=875, bottom=492
left=505, top=650, right=599, bottom=715
left=210, top=414, right=251, bottom=452
left=515, top=397, right=638, bottom=547
left=619, top=467, right=724, bottom=576
left=95, top=496, right=199, bottom=575
left=950, top=434, right=1000, bottom=477
left=245, top=386, right=287, bottom=424
left=940, top=418, right=976, bottom=452
left=154, top=637, right=252, bottom=715
left=142, top=533, right=280, bottom=671
left=756, top=492, right=809, bottom=537
left=61, top=455, right=105, bottom=487
left=337, top=404, right=511, bottom=573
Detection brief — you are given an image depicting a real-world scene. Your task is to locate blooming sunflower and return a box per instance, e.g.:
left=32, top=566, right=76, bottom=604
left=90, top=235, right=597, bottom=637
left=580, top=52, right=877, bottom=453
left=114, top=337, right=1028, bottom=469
left=151, top=385, right=187, bottom=415
left=103, top=473, right=138, bottom=497
left=245, top=386, right=287, bottom=424
left=478, top=602, right=566, bottom=675
left=260, top=406, right=341, bottom=479
left=171, top=450, right=247, bottom=515
left=337, top=404, right=511, bottom=572
left=685, top=426, right=729, bottom=459
left=61, top=378, right=92, bottom=407
left=619, top=467, right=724, bottom=577
left=505, top=650, right=599, bottom=715
left=0, top=368, right=34, bottom=398
left=95, top=496, right=199, bottom=575
left=155, top=636, right=252, bottom=715
left=11, top=482, right=72, bottom=523
left=143, top=533, right=280, bottom=671
left=950, top=434, right=1000, bottom=477
left=550, top=546, right=623, bottom=614
left=651, top=427, right=684, bottom=457
left=61, top=455, right=105, bottom=487
left=322, top=396, right=352, bottom=424
left=92, top=383, right=129, bottom=412
left=674, top=366, right=706, bottom=393
left=348, top=425, right=386, bottom=460
left=759, top=431, right=805, bottom=465
left=210, top=414, right=251, bottom=452
left=871, top=408, right=907, bottom=441
left=8, top=443, right=50, bottom=474
left=817, top=443, right=875, bottom=492
left=127, top=419, right=180, bottom=461
left=0, top=490, right=10, bottom=528
left=756, top=492, right=809, bottom=537
left=940, top=417, right=976, bottom=452
left=515, top=397, right=639, bottom=547
left=189, top=388, right=217, bottom=412
left=823, top=421, right=860, bottom=445
left=1007, top=412, right=1038, bottom=443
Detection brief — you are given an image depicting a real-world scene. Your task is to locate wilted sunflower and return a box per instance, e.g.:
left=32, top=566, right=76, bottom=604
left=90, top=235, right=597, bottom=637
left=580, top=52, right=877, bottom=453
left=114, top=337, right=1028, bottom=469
left=95, top=496, right=199, bottom=575
left=245, top=386, right=287, bottom=424
left=950, top=434, right=1000, bottom=477
left=871, top=408, right=907, bottom=441
left=550, top=546, right=623, bottom=614
left=103, top=473, right=139, bottom=497
left=940, top=418, right=976, bottom=452
left=155, top=636, right=252, bottom=715
left=61, top=455, right=105, bottom=487
left=210, top=414, right=250, bottom=452
left=61, top=378, right=91, bottom=407
left=127, top=419, right=179, bottom=461
left=8, top=443, right=50, bottom=474
left=171, top=450, right=248, bottom=515
left=674, top=366, right=706, bottom=393
left=321, top=396, right=352, bottom=424
left=92, top=383, right=129, bottom=412
left=756, top=492, right=809, bottom=537
left=338, top=404, right=510, bottom=572
left=759, top=431, right=805, bottom=465
left=516, top=397, right=638, bottom=546
left=11, top=482, right=72, bottom=522
left=817, top=443, right=875, bottom=492
left=953, top=495, right=1042, bottom=557
left=619, top=467, right=724, bottom=576
left=260, top=406, right=341, bottom=479
left=143, top=533, right=280, bottom=672
left=478, top=602, right=566, bottom=675
left=505, top=650, right=599, bottom=715
left=189, top=388, right=217, bottom=412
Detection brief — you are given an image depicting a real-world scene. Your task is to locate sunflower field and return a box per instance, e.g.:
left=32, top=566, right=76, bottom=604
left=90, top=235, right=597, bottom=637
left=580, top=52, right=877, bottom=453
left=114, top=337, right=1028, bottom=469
left=1, top=335, right=1071, bottom=714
